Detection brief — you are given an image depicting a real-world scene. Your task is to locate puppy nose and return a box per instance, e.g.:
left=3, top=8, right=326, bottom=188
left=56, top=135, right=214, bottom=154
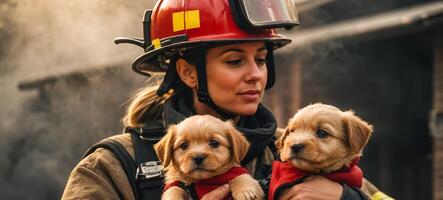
left=193, top=155, right=206, bottom=165
left=291, top=144, right=305, bottom=154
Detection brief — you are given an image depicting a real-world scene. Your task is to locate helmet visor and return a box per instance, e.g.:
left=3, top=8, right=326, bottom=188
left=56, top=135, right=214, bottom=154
left=239, top=0, right=299, bottom=29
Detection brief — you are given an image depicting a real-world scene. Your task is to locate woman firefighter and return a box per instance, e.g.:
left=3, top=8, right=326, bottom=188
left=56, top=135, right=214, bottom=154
left=62, top=0, right=391, bottom=199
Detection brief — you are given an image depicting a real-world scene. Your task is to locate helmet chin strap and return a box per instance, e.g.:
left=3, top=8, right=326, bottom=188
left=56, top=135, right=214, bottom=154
left=194, top=49, right=238, bottom=120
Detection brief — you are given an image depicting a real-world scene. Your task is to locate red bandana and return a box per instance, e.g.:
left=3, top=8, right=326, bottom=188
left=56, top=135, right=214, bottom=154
left=164, top=167, right=249, bottom=200
left=268, top=158, right=362, bottom=200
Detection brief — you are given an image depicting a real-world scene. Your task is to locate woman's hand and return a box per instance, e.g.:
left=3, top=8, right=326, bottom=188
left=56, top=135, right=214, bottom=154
left=201, top=184, right=230, bottom=200
left=279, top=176, right=343, bottom=200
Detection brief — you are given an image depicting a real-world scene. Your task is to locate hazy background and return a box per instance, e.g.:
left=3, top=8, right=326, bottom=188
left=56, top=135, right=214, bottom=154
left=0, top=0, right=439, bottom=199
left=0, top=0, right=153, bottom=198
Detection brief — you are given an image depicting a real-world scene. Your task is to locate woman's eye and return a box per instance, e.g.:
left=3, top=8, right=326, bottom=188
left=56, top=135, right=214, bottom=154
left=209, top=139, right=220, bottom=148
left=316, top=129, right=329, bottom=138
left=255, top=58, right=267, bottom=66
left=179, top=142, right=188, bottom=150
left=225, top=59, right=243, bottom=66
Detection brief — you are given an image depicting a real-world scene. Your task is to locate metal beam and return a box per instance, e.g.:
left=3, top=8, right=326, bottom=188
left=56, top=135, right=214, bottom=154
left=285, top=1, right=443, bottom=48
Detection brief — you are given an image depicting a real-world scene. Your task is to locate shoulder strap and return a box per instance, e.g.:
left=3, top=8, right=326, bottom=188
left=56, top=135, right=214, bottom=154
left=127, top=127, right=165, bottom=200
left=83, top=139, right=140, bottom=200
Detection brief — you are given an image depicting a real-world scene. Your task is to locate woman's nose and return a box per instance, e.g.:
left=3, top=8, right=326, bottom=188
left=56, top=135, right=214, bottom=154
left=244, top=60, right=264, bottom=82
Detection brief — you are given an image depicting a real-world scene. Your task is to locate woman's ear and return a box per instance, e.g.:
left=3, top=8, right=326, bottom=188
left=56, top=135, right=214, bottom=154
left=176, top=58, right=198, bottom=89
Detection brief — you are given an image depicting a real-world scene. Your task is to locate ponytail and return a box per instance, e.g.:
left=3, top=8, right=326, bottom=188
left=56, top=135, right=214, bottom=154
left=122, top=74, right=173, bottom=127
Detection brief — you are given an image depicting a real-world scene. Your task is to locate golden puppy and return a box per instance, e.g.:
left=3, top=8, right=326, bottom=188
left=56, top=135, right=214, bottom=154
left=154, top=115, right=263, bottom=200
left=269, top=103, right=373, bottom=200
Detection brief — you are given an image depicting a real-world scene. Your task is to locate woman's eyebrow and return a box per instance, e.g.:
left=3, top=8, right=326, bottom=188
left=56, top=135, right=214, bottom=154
left=218, top=46, right=267, bottom=56
left=218, top=48, right=244, bottom=56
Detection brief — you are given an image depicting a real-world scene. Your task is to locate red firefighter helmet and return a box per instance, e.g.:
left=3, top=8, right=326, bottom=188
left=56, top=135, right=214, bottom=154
left=118, top=0, right=299, bottom=75
left=115, top=0, right=298, bottom=118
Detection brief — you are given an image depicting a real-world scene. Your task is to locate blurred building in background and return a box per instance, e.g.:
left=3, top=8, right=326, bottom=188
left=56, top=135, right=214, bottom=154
left=1, top=0, right=442, bottom=199
left=266, top=1, right=443, bottom=200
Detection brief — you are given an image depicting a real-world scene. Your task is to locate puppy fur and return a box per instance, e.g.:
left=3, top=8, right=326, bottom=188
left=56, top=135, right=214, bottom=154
left=154, top=115, right=263, bottom=200
left=276, top=103, right=373, bottom=174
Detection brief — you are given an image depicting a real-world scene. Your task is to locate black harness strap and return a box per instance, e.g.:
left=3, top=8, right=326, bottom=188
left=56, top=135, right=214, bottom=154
left=128, top=128, right=164, bottom=199
left=83, top=139, right=139, bottom=200
left=83, top=127, right=165, bottom=200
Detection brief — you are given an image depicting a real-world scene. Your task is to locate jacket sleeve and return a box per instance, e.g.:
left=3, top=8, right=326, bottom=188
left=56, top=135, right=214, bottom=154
left=361, top=178, right=394, bottom=200
left=341, top=184, right=370, bottom=200
left=61, top=148, right=135, bottom=200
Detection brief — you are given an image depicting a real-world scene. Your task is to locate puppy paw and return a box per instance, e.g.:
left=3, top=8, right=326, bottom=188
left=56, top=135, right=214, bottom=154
left=161, top=186, right=189, bottom=200
left=230, top=174, right=264, bottom=200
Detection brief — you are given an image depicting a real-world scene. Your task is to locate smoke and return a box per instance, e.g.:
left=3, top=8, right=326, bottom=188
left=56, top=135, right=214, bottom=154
left=0, top=0, right=152, bottom=124
left=5, top=0, right=152, bottom=75
left=0, top=0, right=156, bottom=199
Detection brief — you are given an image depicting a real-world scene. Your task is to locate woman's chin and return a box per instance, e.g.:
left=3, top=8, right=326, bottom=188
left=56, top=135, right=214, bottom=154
left=230, top=105, right=259, bottom=116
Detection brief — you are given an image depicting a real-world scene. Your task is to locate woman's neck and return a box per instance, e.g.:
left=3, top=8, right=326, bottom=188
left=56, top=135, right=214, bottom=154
left=193, top=97, right=240, bottom=124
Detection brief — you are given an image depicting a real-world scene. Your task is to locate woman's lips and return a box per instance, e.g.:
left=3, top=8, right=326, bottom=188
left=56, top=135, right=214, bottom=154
left=238, top=90, right=260, bottom=101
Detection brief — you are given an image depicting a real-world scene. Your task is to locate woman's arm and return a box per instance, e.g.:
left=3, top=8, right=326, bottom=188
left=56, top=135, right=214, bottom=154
left=61, top=148, right=134, bottom=200
left=62, top=164, right=124, bottom=200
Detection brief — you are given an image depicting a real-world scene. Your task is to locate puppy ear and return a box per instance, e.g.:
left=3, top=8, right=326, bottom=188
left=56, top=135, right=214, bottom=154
left=342, top=111, right=373, bottom=154
left=225, top=121, right=250, bottom=163
left=154, top=125, right=177, bottom=168
left=275, top=128, right=289, bottom=149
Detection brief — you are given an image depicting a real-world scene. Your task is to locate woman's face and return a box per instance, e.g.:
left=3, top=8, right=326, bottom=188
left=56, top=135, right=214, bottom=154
left=204, top=42, right=268, bottom=116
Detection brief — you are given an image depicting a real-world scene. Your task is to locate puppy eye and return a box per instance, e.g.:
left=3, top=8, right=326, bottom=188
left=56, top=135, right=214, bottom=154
left=316, top=129, right=329, bottom=138
left=209, top=139, right=220, bottom=148
left=179, top=142, right=188, bottom=150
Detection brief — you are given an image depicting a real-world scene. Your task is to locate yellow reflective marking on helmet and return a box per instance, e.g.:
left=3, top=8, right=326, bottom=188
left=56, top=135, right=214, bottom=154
left=172, top=11, right=185, bottom=32
left=152, top=38, right=161, bottom=49
left=372, top=192, right=394, bottom=200
left=185, top=10, right=200, bottom=30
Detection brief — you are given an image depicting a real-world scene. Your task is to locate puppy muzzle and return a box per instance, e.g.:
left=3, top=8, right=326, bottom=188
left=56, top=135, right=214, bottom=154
left=291, top=144, right=305, bottom=154
left=193, top=155, right=206, bottom=165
